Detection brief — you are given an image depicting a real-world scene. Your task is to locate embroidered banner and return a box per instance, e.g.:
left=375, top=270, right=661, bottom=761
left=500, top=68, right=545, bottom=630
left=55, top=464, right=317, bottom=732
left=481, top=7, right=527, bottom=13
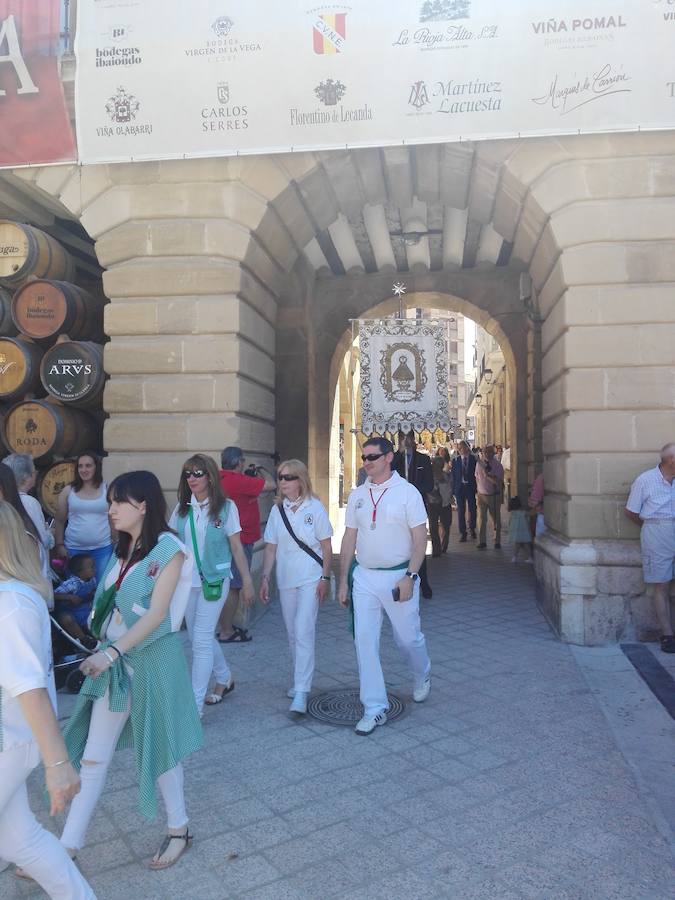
left=0, top=0, right=76, bottom=167
left=359, top=319, right=451, bottom=436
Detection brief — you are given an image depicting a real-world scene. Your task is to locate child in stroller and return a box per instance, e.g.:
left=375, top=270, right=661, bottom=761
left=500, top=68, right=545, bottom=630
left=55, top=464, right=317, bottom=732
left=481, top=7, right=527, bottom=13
left=54, top=553, right=98, bottom=650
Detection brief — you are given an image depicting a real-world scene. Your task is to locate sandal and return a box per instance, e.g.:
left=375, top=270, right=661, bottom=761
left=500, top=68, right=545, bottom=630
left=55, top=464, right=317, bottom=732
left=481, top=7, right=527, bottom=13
left=149, top=830, right=192, bottom=870
left=218, top=627, right=251, bottom=643
left=204, top=679, right=235, bottom=705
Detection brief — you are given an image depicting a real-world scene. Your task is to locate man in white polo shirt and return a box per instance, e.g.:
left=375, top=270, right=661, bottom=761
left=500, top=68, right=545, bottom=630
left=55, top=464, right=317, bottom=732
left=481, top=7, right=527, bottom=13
left=338, top=437, right=431, bottom=735
left=625, top=442, right=675, bottom=653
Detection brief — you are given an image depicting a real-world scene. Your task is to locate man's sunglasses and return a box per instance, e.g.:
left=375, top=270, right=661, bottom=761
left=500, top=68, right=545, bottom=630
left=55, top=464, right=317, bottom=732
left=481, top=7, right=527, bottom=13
left=361, top=452, right=385, bottom=462
left=183, top=469, right=206, bottom=478
left=278, top=474, right=300, bottom=482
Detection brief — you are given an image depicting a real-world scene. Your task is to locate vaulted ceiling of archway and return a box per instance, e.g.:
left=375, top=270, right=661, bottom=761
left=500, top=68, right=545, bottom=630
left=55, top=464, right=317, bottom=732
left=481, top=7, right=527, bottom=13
left=252, top=142, right=522, bottom=284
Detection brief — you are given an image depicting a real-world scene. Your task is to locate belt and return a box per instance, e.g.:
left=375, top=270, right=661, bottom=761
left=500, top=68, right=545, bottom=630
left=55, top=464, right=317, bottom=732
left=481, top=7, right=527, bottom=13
left=347, top=559, right=409, bottom=634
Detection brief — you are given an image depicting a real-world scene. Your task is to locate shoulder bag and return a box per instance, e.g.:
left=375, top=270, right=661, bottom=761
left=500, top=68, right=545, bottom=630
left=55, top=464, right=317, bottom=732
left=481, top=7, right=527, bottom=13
left=188, top=507, right=224, bottom=601
left=278, top=504, right=323, bottom=566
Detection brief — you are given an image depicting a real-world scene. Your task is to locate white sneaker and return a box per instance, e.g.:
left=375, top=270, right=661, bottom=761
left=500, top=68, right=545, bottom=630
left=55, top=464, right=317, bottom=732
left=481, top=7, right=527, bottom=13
left=289, top=692, right=308, bottom=714
left=286, top=688, right=295, bottom=699
left=355, top=711, right=387, bottom=735
left=413, top=676, right=431, bottom=703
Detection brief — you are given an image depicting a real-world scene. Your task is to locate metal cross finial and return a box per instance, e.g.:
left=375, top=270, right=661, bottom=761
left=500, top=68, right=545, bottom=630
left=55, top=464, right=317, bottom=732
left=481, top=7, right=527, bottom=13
left=392, top=281, right=407, bottom=318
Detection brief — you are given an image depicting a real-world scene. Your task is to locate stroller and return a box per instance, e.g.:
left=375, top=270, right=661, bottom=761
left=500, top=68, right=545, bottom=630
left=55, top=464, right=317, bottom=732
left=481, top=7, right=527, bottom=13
left=49, top=558, right=97, bottom=694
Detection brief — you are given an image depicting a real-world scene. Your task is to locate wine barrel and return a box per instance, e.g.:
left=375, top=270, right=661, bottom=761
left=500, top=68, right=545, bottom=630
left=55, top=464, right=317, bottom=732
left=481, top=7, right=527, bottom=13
left=38, top=459, right=76, bottom=518
left=11, top=280, right=104, bottom=343
left=2, top=400, right=101, bottom=462
left=40, top=341, right=105, bottom=408
left=0, top=337, right=44, bottom=402
left=0, top=287, right=18, bottom=336
left=0, top=221, right=75, bottom=288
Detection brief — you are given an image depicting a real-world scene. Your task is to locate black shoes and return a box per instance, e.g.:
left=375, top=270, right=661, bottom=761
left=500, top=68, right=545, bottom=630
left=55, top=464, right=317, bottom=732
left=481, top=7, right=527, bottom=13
left=494, top=543, right=501, bottom=549
left=477, top=543, right=487, bottom=550
left=661, top=635, right=675, bottom=653
left=459, top=534, right=467, bottom=543
left=470, top=531, right=477, bottom=539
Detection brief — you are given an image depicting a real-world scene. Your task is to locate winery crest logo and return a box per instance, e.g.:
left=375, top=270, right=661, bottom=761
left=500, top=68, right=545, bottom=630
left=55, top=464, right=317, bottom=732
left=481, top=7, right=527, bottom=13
left=201, top=83, right=249, bottom=132
left=315, top=78, right=346, bottom=105
left=97, top=86, right=152, bottom=138
left=212, top=16, right=234, bottom=37
left=409, top=80, right=430, bottom=110
left=407, top=77, right=503, bottom=116
left=420, top=0, right=470, bottom=22
left=290, top=79, right=372, bottom=126
left=105, top=87, right=139, bottom=123
left=184, top=14, right=262, bottom=61
left=309, top=6, right=349, bottom=54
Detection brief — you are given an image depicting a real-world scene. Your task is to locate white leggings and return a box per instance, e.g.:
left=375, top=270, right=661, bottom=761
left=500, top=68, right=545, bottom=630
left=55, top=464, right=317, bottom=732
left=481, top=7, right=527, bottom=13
left=0, top=743, right=96, bottom=899
left=60, top=687, right=187, bottom=852
left=279, top=582, right=319, bottom=693
left=184, top=583, right=232, bottom=713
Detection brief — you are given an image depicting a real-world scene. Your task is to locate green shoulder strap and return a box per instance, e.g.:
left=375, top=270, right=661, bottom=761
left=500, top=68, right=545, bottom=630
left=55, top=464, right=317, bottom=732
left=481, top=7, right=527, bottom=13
left=188, top=506, right=204, bottom=582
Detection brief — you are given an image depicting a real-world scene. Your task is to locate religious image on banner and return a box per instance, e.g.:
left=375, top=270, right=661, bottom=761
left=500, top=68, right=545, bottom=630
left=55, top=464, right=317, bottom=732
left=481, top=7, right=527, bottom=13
left=0, top=0, right=76, bottom=167
left=359, top=319, right=451, bottom=435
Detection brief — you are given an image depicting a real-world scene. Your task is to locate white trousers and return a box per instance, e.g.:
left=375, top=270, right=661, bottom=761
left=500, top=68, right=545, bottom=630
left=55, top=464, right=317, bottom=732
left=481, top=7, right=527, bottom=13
left=0, top=743, right=96, bottom=899
left=279, top=582, right=319, bottom=693
left=60, top=687, right=187, bottom=852
left=353, top=566, right=431, bottom=718
left=185, top=582, right=232, bottom=713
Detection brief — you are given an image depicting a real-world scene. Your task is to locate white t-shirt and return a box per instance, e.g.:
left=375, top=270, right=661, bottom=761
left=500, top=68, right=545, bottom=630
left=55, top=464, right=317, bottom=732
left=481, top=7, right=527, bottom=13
left=264, top=497, right=333, bottom=589
left=0, top=582, right=56, bottom=754
left=169, top=497, right=241, bottom=587
left=344, top=471, right=427, bottom=569
left=21, top=493, right=52, bottom=579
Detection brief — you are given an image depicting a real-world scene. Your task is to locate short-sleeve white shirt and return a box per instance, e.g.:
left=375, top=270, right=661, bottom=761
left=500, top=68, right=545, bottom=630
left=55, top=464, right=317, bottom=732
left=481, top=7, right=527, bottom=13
left=264, top=496, right=333, bottom=589
left=170, top=497, right=241, bottom=587
left=0, top=583, right=56, bottom=753
left=344, top=471, right=427, bottom=569
left=626, top=466, right=675, bottom=520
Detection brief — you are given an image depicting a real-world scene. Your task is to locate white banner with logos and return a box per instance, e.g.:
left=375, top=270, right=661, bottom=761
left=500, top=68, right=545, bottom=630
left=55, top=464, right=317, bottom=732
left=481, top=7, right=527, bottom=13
left=75, top=0, right=675, bottom=165
left=359, top=319, right=451, bottom=436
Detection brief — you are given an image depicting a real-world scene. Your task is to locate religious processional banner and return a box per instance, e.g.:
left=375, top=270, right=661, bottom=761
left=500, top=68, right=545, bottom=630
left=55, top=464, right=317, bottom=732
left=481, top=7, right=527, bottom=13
left=74, top=0, right=675, bottom=165
left=0, top=0, right=76, bottom=167
left=359, top=318, right=451, bottom=436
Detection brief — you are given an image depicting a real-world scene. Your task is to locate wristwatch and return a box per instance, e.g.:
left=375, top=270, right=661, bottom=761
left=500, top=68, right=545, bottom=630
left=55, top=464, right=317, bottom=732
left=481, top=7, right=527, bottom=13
left=320, top=575, right=331, bottom=582
left=405, top=571, right=419, bottom=581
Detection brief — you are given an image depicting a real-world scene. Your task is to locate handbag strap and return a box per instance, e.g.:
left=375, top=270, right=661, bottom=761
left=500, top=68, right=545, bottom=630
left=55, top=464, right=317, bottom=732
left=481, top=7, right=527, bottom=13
left=188, top=506, right=206, bottom=583
left=278, top=503, right=323, bottom=566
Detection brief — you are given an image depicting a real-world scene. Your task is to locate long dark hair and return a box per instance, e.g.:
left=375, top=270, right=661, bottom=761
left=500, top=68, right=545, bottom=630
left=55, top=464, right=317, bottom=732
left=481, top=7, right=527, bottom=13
left=177, top=454, right=226, bottom=521
left=0, top=463, right=39, bottom=541
left=108, top=471, right=172, bottom=559
left=71, top=451, right=104, bottom=492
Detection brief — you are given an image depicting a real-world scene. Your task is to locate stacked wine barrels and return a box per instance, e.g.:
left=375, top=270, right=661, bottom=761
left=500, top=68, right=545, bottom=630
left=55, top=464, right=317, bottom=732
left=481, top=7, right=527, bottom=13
left=0, top=220, right=107, bottom=504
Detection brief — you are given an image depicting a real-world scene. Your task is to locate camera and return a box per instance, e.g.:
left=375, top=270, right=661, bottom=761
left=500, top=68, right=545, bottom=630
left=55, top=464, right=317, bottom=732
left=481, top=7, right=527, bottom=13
left=244, top=463, right=260, bottom=477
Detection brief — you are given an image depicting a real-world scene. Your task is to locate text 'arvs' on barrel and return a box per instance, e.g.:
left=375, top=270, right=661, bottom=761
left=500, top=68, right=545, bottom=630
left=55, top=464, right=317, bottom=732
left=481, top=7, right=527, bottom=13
left=40, top=340, right=106, bottom=408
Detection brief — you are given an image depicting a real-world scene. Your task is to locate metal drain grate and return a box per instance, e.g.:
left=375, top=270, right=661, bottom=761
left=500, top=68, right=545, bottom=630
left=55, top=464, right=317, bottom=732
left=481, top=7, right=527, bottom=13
left=307, top=689, right=405, bottom=726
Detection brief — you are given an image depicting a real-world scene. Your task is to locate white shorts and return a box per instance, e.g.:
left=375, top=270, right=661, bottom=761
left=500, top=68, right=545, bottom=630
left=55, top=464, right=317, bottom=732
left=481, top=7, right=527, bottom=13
left=641, top=520, right=675, bottom=584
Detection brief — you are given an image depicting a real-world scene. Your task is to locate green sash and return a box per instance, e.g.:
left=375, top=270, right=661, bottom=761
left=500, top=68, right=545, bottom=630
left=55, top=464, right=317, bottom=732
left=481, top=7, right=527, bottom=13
left=347, top=559, right=409, bottom=635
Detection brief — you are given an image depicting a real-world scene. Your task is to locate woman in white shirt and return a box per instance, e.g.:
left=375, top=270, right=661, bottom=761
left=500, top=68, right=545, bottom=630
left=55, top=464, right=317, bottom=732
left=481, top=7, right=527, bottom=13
left=170, top=454, right=254, bottom=715
left=3, top=453, right=54, bottom=578
left=260, top=460, right=333, bottom=714
left=0, top=502, right=95, bottom=899
left=54, top=451, right=113, bottom=584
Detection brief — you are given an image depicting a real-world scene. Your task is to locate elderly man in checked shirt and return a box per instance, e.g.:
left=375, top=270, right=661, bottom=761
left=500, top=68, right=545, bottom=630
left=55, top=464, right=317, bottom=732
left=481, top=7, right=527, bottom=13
left=624, top=443, right=675, bottom=653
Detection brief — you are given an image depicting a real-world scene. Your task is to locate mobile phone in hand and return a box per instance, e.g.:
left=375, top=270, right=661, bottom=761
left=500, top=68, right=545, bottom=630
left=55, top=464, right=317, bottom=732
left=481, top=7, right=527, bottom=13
left=391, top=587, right=401, bottom=602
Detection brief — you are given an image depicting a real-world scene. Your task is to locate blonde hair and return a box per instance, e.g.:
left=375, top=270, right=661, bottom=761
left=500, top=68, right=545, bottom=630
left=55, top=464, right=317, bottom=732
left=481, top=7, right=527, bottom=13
left=275, top=459, right=314, bottom=505
left=0, top=501, right=52, bottom=602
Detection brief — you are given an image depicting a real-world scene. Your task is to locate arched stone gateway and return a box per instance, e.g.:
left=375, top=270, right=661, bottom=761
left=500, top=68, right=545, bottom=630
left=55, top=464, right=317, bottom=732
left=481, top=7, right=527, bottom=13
left=4, top=131, right=674, bottom=645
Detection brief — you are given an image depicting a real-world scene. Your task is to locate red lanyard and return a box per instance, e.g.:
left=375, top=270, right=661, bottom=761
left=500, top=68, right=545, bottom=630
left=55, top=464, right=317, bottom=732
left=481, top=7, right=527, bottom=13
left=368, top=488, right=388, bottom=529
left=114, top=549, right=141, bottom=591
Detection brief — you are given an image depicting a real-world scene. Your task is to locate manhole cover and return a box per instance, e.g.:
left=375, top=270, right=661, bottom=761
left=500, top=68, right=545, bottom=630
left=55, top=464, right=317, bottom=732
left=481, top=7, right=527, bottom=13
left=307, top=689, right=405, bottom=726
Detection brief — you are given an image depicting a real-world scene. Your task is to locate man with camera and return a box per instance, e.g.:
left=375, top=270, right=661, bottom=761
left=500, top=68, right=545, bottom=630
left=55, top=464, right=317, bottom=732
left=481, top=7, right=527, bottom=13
left=475, top=444, right=504, bottom=550
left=217, top=446, right=276, bottom=642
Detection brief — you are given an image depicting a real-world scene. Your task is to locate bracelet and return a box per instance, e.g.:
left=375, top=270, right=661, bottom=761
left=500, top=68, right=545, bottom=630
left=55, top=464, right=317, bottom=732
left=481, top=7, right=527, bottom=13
left=320, top=575, right=331, bottom=582
left=45, top=758, right=69, bottom=769
left=108, top=644, right=122, bottom=659
left=101, top=649, right=116, bottom=665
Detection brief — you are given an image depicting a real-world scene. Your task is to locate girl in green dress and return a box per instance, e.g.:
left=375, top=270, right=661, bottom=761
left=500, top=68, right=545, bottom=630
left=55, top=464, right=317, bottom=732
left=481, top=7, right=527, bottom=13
left=60, top=471, right=202, bottom=871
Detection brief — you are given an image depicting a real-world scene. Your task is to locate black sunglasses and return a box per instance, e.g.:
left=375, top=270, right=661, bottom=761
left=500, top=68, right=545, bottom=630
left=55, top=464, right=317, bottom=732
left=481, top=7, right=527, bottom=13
left=183, top=469, right=206, bottom=478
left=361, top=452, right=385, bottom=462
left=278, top=474, right=300, bottom=482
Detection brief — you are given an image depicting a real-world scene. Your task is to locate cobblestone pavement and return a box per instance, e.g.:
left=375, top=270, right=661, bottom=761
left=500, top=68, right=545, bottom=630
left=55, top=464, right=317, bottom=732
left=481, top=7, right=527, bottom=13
left=4, top=534, right=675, bottom=899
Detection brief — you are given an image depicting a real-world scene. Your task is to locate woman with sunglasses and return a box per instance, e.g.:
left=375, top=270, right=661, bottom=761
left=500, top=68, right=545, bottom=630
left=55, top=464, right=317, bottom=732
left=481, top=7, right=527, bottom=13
left=170, top=455, right=254, bottom=714
left=58, top=471, right=202, bottom=872
left=260, top=460, right=333, bottom=714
